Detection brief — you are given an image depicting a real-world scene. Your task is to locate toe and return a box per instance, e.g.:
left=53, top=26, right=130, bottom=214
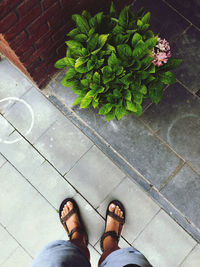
left=67, top=201, right=73, bottom=211
left=61, top=203, right=69, bottom=218
left=109, top=203, right=115, bottom=213
left=115, top=206, right=119, bottom=215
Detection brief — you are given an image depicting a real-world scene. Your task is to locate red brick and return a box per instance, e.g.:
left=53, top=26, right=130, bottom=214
left=52, top=24, right=67, bottom=42
left=9, top=31, right=28, bottom=50
left=0, top=0, right=21, bottom=19
left=5, top=5, right=42, bottom=40
left=56, top=43, right=65, bottom=56
left=40, top=38, right=63, bottom=59
left=17, top=0, right=39, bottom=17
left=20, top=46, right=35, bottom=61
left=47, top=15, right=63, bottom=30
left=0, top=11, right=18, bottom=33
left=35, top=31, right=53, bottom=49
left=41, top=0, right=56, bottom=10
left=28, top=23, right=49, bottom=41
left=27, top=57, right=42, bottom=74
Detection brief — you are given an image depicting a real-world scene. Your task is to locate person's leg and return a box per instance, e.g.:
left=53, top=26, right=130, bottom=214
left=61, top=201, right=90, bottom=261
left=98, top=203, right=124, bottom=266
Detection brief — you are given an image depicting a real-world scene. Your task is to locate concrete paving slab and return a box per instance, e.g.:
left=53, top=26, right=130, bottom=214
left=0, top=225, right=18, bottom=266
left=0, top=59, right=32, bottom=114
left=97, top=177, right=160, bottom=243
left=133, top=210, right=197, bottom=267
left=141, top=83, right=200, bottom=173
left=161, top=164, right=200, bottom=229
left=34, top=115, right=93, bottom=175
left=0, top=114, right=14, bottom=143
left=2, top=247, right=32, bottom=267
left=181, top=244, right=200, bottom=267
left=0, top=162, right=65, bottom=256
left=4, top=87, right=61, bottom=144
left=0, top=153, right=6, bottom=167
left=65, top=145, right=126, bottom=208
left=0, top=131, right=44, bottom=178
left=88, top=244, right=101, bottom=267
left=28, top=160, right=76, bottom=208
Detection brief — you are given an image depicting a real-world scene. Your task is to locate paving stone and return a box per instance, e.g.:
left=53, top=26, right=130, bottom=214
left=0, top=225, right=18, bottom=266
left=65, top=145, right=125, bottom=208
left=28, top=161, right=76, bottom=208
left=0, top=115, right=14, bottom=143
left=97, top=177, right=160, bottom=243
left=99, top=115, right=181, bottom=189
left=2, top=247, right=32, bottom=267
left=88, top=245, right=101, bottom=267
left=133, top=210, right=197, bottom=267
left=0, top=162, right=65, bottom=256
left=165, top=0, right=200, bottom=28
left=4, top=87, right=61, bottom=144
left=35, top=115, right=93, bottom=175
left=181, top=244, right=200, bottom=267
left=141, top=83, right=200, bottom=172
left=0, top=131, right=44, bottom=178
left=132, top=0, right=190, bottom=43
left=161, top=164, right=200, bottom=229
left=0, top=153, right=6, bottom=167
left=171, top=26, right=200, bottom=93
left=0, top=59, right=32, bottom=114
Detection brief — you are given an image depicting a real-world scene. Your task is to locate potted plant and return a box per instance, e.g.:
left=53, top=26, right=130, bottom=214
left=55, top=2, right=181, bottom=121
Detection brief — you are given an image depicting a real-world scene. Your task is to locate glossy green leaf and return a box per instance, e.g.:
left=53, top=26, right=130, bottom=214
left=131, top=33, right=142, bottom=47
left=119, top=6, right=129, bottom=28
left=99, top=103, right=113, bottom=115
left=117, top=44, right=132, bottom=60
left=73, top=96, right=83, bottom=106
left=149, top=80, right=164, bottom=104
left=125, top=90, right=132, bottom=101
left=80, top=97, right=92, bottom=108
left=141, top=12, right=151, bottom=24
left=159, top=71, right=177, bottom=84
left=74, top=34, right=88, bottom=42
left=72, top=14, right=90, bottom=34
left=106, top=111, right=115, bottom=122
left=66, top=40, right=83, bottom=50
left=126, top=101, right=137, bottom=112
left=115, top=105, right=126, bottom=120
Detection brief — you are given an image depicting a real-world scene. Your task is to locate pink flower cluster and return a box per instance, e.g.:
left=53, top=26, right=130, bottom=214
left=152, top=37, right=171, bottom=67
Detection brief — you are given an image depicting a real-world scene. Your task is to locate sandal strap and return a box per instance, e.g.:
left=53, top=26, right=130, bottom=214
left=68, top=226, right=85, bottom=239
left=61, top=208, right=76, bottom=224
left=107, top=211, right=125, bottom=224
left=100, top=231, right=119, bottom=252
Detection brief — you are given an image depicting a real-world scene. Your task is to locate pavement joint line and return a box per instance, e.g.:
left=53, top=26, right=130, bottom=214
left=178, top=243, right=198, bottom=267
left=63, top=144, right=94, bottom=177
left=161, top=0, right=197, bottom=28
left=46, top=94, right=200, bottom=243
left=176, top=79, right=200, bottom=97
left=0, top=222, right=33, bottom=259
left=184, top=161, right=200, bottom=176
left=1, top=246, right=19, bottom=266
left=158, top=161, right=185, bottom=191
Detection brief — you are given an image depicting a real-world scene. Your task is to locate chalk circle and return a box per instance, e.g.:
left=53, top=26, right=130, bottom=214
left=0, top=97, right=34, bottom=144
left=167, top=114, right=200, bottom=160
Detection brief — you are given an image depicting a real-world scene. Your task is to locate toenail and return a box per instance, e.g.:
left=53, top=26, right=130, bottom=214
left=111, top=204, right=115, bottom=208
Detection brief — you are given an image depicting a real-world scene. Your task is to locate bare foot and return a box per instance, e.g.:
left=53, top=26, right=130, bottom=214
left=61, top=201, right=86, bottom=244
left=102, top=203, right=124, bottom=251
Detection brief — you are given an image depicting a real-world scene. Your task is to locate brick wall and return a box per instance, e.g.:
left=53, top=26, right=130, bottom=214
left=0, top=0, right=134, bottom=88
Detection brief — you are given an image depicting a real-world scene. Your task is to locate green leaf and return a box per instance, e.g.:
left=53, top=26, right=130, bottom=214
left=54, top=58, right=69, bottom=69
left=71, top=86, right=82, bottom=95
left=135, top=103, right=143, bottom=116
left=76, top=64, right=88, bottom=73
left=141, top=23, right=150, bottom=31
left=158, top=58, right=182, bottom=72
left=117, top=44, right=132, bottom=60
left=95, top=12, right=103, bottom=24
left=110, top=1, right=117, bottom=17
left=102, top=66, right=115, bottom=84
left=132, top=60, right=142, bottom=70
left=85, top=89, right=96, bottom=97
left=105, top=44, right=116, bottom=55
left=61, top=78, right=78, bottom=87
left=119, top=73, right=132, bottom=85
left=92, top=98, right=99, bottom=108
left=139, top=84, right=147, bottom=94
left=146, top=64, right=155, bottom=73
left=132, top=40, right=147, bottom=59
left=125, top=90, right=132, bottom=101
left=106, top=111, right=115, bottom=122
left=74, top=34, right=88, bottom=42
left=133, top=92, right=143, bottom=104
left=113, top=89, right=122, bottom=98
left=93, top=72, right=100, bottom=84
left=141, top=12, right=151, bottom=24
left=87, top=33, right=99, bottom=51
left=65, top=68, right=76, bottom=80
left=119, top=6, right=129, bottom=28
left=149, top=80, right=164, bottom=104
left=115, top=105, right=126, bottom=120
left=145, top=37, right=157, bottom=49
left=75, top=58, right=88, bottom=68
left=137, top=19, right=143, bottom=28
left=66, top=40, right=82, bottom=50
left=99, top=103, right=113, bottom=115
left=73, top=96, right=83, bottom=106
left=81, top=79, right=89, bottom=87
left=88, top=27, right=95, bottom=37
left=112, top=25, right=123, bottom=34
left=72, top=14, right=90, bottom=34
left=108, top=52, right=119, bottom=70
left=141, top=57, right=153, bottom=69
left=116, top=66, right=124, bottom=76
left=143, top=30, right=154, bottom=39
left=99, top=34, right=109, bottom=48
left=126, top=101, right=137, bottom=112
left=95, top=59, right=104, bottom=68
left=138, top=70, right=149, bottom=80
left=80, top=97, right=92, bottom=108
left=82, top=10, right=91, bottom=20
left=67, top=28, right=80, bottom=38
left=131, top=33, right=142, bottom=47
left=159, top=71, right=177, bottom=84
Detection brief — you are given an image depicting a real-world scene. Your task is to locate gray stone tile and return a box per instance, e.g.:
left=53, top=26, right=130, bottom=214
left=28, top=161, right=76, bottom=208
left=35, top=116, right=93, bottom=175
left=0, top=131, right=44, bottom=178
left=65, top=146, right=125, bottom=208
left=99, top=115, right=181, bottom=189
left=97, top=177, right=160, bottom=243
left=171, top=26, right=200, bottom=93
left=0, top=59, right=32, bottom=114
left=73, top=194, right=105, bottom=246
left=88, top=245, right=101, bottom=267
left=161, top=164, right=200, bottom=229
left=2, top=247, right=32, bottom=267
left=141, top=83, right=200, bottom=172
left=0, top=162, right=65, bottom=256
left=0, top=225, right=18, bottom=266
left=4, top=87, right=61, bottom=144
left=0, top=153, right=6, bottom=167
left=0, top=115, right=14, bottom=143
left=181, top=244, right=200, bottom=267
left=133, top=210, right=196, bottom=267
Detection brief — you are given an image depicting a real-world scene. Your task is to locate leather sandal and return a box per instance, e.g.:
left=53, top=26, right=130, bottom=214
left=100, top=200, right=125, bottom=252
left=59, top=198, right=88, bottom=245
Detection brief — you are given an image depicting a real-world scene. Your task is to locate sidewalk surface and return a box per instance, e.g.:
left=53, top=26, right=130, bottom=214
left=0, top=57, right=199, bottom=267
